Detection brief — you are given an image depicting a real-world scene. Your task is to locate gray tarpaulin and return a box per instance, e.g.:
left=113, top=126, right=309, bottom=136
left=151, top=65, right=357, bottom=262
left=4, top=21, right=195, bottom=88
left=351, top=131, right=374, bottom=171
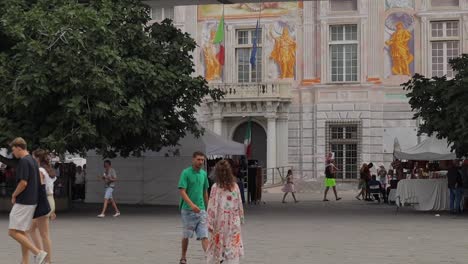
left=85, top=129, right=244, bottom=205
left=394, top=136, right=456, bottom=161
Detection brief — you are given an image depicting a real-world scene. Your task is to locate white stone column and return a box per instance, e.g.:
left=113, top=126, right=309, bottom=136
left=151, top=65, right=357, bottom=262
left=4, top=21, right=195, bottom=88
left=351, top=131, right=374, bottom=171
left=462, top=15, right=468, bottom=53
left=303, top=1, right=317, bottom=79
left=267, top=116, right=277, bottom=170
left=276, top=115, right=289, bottom=168
left=267, top=115, right=277, bottom=185
left=211, top=102, right=223, bottom=135
left=213, top=117, right=223, bottom=135
left=421, top=16, right=429, bottom=76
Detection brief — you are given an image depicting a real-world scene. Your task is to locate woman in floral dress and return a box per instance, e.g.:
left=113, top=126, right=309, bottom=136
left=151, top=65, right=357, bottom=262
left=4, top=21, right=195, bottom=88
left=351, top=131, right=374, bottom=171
left=207, top=160, right=244, bottom=264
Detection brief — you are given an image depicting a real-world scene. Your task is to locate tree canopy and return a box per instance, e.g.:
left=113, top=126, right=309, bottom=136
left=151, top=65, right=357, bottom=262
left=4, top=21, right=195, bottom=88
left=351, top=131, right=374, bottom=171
left=403, top=54, right=468, bottom=158
left=0, top=0, right=222, bottom=157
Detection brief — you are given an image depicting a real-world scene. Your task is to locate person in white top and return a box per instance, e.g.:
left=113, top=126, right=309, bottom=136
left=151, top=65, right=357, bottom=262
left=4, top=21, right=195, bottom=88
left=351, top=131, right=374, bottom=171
left=74, top=166, right=86, bottom=201
left=29, top=149, right=56, bottom=264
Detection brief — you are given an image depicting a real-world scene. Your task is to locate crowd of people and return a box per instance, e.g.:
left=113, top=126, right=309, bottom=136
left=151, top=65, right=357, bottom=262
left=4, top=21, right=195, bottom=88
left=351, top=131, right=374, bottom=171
left=357, top=163, right=396, bottom=203
left=6, top=137, right=468, bottom=264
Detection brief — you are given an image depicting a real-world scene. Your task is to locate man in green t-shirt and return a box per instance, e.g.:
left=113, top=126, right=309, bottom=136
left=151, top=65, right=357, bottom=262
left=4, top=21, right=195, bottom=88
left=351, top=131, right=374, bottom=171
left=178, top=151, right=209, bottom=264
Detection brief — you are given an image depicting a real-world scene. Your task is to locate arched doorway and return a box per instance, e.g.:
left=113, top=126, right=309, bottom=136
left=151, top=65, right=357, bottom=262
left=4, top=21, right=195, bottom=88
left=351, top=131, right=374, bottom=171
left=232, top=121, right=267, bottom=168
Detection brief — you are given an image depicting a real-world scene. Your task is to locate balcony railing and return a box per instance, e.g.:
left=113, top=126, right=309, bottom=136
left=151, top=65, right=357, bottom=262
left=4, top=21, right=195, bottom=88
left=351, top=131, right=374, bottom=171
left=210, top=82, right=291, bottom=100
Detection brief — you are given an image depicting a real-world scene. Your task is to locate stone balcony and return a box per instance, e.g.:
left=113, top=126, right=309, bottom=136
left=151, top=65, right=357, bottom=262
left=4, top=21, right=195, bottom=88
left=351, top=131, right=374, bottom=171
left=208, top=82, right=292, bottom=102
left=203, top=82, right=292, bottom=119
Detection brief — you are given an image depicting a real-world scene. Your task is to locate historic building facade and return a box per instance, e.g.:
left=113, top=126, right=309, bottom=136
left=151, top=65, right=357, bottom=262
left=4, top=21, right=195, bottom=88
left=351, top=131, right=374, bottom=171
left=147, top=0, right=468, bottom=181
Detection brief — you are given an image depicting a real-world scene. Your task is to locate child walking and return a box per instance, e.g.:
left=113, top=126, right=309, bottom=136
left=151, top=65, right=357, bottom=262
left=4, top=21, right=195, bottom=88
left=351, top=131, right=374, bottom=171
left=207, top=160, right=244, bottom=264
left=282, top=170, right=298, bottom=203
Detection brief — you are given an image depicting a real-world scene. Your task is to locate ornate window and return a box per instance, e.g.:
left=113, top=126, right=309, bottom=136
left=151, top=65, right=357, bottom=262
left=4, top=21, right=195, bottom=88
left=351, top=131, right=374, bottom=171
left=329, top=24, right=359, bottom=82
left=236, top=29, right=262, bottom=83
left=430, top=21, right=460, bottom=78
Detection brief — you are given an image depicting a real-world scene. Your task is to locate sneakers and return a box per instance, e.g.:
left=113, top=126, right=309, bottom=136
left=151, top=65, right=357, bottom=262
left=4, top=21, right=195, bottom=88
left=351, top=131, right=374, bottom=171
left=34, top=251, right=48, bottom=264
left=98, top=212, right=120, bottom=218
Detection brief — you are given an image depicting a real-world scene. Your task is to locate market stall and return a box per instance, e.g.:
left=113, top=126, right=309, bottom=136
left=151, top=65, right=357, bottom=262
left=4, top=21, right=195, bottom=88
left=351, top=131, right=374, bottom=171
left=393, top=137, right=456, bottom=211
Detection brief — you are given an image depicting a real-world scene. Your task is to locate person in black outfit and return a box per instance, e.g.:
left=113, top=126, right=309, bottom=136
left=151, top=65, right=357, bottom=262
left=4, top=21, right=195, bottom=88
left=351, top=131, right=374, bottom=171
left=447, top=160, right=464, bottom=214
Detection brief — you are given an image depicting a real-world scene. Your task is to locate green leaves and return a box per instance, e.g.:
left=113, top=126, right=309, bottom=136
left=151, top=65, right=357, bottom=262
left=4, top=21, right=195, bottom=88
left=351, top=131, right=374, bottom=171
left=403, top=54, right=468, bottom=158
left=0, top=0, right=222, bottom=158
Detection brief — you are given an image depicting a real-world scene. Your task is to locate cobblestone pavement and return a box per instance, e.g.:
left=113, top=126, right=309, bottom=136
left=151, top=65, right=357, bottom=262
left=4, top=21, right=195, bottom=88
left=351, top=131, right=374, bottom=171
left=1, top=192, right=468, bottom=264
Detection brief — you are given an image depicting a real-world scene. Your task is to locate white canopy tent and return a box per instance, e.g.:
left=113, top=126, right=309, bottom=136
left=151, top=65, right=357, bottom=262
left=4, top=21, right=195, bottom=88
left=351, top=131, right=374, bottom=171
left=201, top=128, right=245, bottom=156
left=85, top=130, right=244, bottom=205
left=393, top=136, right=456, bottom=161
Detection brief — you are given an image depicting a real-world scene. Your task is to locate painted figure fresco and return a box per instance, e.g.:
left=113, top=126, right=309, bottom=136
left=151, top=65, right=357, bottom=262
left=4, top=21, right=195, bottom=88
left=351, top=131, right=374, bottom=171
left=198, top=2, right=299, bottom=20
left=270, top=26, right=296, bottom=79
left=385, top=21, right=413, bottom=76
left=203, top=30, right=222, bottom=81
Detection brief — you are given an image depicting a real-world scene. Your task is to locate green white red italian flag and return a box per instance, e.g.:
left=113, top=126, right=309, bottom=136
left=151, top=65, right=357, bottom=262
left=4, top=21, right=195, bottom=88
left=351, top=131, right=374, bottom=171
left=244, top=118, right=252, bottom=159
left=213, top=12, right=225, bottom=66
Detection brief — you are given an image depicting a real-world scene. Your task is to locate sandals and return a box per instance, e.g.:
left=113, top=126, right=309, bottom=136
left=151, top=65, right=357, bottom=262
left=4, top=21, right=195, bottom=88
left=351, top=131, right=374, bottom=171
left=179, top=258, right=187, bottom=264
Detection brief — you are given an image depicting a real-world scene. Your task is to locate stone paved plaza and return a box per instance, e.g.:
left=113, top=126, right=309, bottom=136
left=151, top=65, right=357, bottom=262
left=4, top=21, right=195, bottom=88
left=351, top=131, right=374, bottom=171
left=1, top=192, right=468, bottom=264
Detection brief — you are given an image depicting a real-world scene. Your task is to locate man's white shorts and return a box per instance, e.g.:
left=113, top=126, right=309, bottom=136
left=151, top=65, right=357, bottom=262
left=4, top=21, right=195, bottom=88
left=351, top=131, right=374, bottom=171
left=9, top=203, right=36, bottom=231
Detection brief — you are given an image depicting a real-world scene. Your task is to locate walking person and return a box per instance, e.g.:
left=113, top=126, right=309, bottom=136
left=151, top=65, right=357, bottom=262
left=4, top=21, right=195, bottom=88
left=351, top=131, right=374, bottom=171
left=282, top=169, right=298, bottom=203
left=74, top=166, right=85, bottom=201
left=323, top=160, right=342, bottom=201
left=178, top=151, right=209, bottom=264
left=206, top=160, right=244, bottom=264
left=365, top=163, right=374, bottom=200
left=29, top=149, right=56, bottom=264
left=356, top=163, right=368, bottom=200
left=97, top=160, right=120, bottom=218
left=447, top=160, right=463, bottom=214
left=7, top=138, right=48, bottom=264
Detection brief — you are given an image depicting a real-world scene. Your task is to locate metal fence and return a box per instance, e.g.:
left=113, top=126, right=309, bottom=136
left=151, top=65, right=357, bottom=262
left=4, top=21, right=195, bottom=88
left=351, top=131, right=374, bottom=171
left=262, top=166, right=293, bottom=188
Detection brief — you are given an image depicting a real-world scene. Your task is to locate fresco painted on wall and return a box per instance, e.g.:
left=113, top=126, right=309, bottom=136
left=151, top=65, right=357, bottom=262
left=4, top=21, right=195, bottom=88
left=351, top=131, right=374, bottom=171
left=201, top=22, right=223, bottom=81
left=385, top=0, right=414, bottom=10
left=384, top=12, right=415, bottom=78
left=198, top=2, right=300, bottom=20
left=269, top=26, right=296, bottom=79
left=266, top=21, right=297, bottom=80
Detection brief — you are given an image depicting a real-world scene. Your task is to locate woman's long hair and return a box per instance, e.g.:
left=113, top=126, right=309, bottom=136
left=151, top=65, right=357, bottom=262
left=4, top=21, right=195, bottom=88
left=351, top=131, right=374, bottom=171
left=215, top=160, right=236, bottom=191
left=360, top=163, right=368, bottom=174
left=33, top=149, right=56, bottom=178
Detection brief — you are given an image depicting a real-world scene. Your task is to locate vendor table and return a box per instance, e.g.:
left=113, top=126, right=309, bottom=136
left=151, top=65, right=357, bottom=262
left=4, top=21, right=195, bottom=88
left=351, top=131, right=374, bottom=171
left=396, top=179, right=449, bottom=211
